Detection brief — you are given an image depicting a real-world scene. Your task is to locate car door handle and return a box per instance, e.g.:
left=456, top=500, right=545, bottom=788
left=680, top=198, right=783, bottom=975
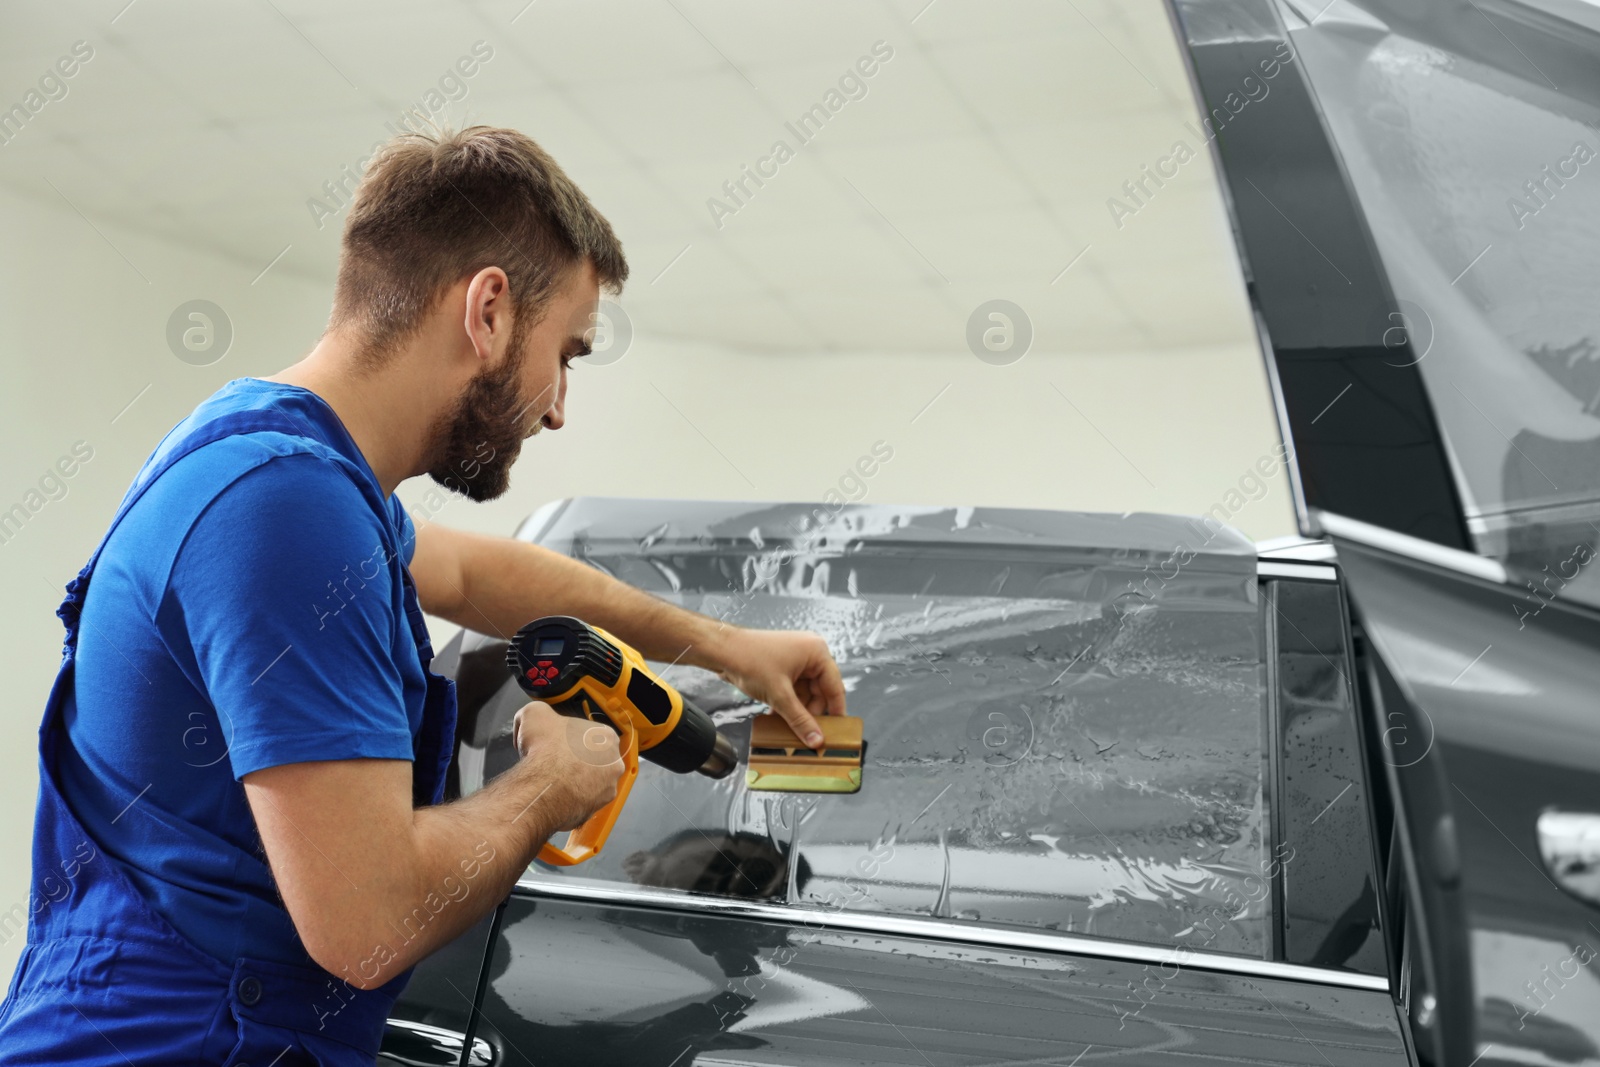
left=378, top=1018, right=494, bottom=1066
left=1537, top=811, right=1600, bottom=908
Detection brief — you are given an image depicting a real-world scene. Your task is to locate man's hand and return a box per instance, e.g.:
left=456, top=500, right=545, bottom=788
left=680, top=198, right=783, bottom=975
left=710, top=628, right=847, bottom=749
left=511, top=701, right=624, bottom=831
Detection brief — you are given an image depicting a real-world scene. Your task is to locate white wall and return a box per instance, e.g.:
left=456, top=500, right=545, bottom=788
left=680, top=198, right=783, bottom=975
left=0, top=181, right=1296, bottom=985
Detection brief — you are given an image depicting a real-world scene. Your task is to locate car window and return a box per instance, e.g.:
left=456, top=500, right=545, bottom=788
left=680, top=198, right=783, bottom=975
left=448, top=498, right=1275, bottom=958
left=1270, top=578, right=1385, bottom=975
left=1286, top=2, right=1600, bottom=599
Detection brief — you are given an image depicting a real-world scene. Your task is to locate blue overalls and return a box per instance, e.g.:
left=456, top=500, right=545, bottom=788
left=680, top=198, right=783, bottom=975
left=0, top=406, right=459, bottom=1065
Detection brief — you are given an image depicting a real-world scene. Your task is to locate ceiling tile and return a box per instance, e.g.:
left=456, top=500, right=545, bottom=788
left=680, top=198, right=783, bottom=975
left=488, top=0, right=741, bottom=88
left=573, top=72, right=782, bottom=163
left=819, top=133, right=1041, bottom=219
left=737, top=49, right=980, bottom=150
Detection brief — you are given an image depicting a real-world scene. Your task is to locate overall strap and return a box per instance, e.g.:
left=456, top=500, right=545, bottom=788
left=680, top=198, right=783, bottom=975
left=54, top=407, right=339, bottom=656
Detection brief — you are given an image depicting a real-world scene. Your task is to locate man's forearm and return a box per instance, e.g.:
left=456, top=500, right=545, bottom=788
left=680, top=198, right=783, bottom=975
left=336, top=755, right=567, bottom=988
left=450, top=531, right=734, bottom=670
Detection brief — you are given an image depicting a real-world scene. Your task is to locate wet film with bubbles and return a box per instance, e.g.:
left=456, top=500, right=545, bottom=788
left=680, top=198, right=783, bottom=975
left=453, top=499, right=1270, bottom=957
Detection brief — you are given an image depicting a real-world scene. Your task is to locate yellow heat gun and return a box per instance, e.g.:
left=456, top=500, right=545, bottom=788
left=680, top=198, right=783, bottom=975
left=506, top=615, right=738, bottom=866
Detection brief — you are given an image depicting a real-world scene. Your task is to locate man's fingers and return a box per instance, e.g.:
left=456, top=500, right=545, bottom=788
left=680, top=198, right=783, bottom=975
left=564, top=717, right=624, bottom=768
left=581, top=724, right=622, bottom=760
left=798, top=677, right=832, bottom=718
left=770, top=688, right=824, bottom=749
left=812, top=651, right=847, bottom=715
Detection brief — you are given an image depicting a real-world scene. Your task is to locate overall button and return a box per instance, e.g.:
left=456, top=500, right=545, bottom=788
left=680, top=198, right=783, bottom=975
left=238, top=975, right=263, bottom=1006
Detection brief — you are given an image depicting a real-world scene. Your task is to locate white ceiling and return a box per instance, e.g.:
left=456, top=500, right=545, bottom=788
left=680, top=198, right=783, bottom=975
left=0, top=0, right=1253, bottom=354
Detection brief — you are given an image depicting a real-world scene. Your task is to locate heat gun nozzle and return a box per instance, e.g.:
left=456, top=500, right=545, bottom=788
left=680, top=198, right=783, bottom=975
left=697, top=732, right=739, bottom=779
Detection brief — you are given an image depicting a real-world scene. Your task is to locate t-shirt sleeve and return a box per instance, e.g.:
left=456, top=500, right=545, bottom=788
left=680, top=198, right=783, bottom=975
left=392, top=495, right=416, bottom=566
left=168, top=455, right=416, bottom=780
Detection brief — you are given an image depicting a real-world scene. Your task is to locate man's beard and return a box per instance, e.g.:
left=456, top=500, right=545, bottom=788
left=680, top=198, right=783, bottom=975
left=425, top=328, right=541, bottom=503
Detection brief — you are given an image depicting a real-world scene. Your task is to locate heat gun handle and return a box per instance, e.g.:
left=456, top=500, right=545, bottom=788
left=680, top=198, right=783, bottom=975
left=535, top=719, right=639, bottom=867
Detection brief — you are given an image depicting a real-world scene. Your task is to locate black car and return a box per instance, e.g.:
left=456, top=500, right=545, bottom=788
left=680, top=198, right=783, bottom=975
left=379, top=2, right=1600, bottom=1064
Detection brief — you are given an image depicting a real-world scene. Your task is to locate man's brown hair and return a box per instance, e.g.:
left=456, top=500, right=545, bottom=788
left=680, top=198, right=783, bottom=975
left=329, top=124, right=628, bottom=364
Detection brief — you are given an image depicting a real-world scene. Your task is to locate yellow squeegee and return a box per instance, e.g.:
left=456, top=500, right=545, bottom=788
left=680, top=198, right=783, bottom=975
left=746, top=714, right=864, bottom=794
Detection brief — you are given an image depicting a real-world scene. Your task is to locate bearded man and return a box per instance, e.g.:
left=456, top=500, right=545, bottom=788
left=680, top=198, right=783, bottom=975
left=0, top=125, right=844, bottom=1066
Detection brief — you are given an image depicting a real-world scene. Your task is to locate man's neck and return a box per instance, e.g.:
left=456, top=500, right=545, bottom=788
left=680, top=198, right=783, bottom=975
left=263, top=338, right=440, bottom=498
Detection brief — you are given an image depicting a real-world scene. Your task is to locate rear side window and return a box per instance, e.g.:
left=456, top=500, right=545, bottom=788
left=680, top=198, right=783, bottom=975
left=448, top=500, right=1273, bottom=957
left=1270, top=579, right=1385, bottom=975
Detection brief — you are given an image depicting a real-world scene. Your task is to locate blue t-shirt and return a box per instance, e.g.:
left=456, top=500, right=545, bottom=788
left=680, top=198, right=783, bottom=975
left=58, top=378, right=429, bottom=967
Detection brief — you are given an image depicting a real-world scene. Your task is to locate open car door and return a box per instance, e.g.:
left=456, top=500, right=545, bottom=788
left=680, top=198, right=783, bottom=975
left=1169, top=1, right=1600, bottom=1063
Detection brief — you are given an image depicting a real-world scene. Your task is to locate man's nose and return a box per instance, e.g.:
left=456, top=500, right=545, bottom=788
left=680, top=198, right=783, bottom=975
left=541, top=376, right=566, bottom=431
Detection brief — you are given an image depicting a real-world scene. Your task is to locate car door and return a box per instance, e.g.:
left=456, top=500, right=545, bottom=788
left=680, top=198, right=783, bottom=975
left=1168, top=1, right=1600, bottom=1063
left=383, top=497, right=1406, bottom=1065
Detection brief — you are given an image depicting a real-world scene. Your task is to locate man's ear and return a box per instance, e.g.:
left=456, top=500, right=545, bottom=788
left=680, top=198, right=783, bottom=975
left=462, top=267, right=512, bottom=366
